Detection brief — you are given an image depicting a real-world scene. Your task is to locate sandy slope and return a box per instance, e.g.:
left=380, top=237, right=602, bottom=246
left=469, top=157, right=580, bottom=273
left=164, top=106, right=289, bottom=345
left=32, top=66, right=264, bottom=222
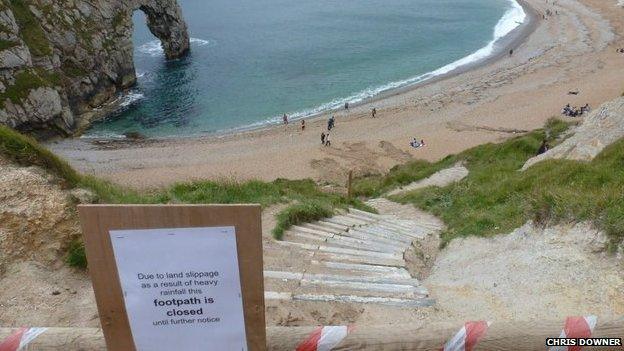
left=47, top=0, right=624, bottom=189
left=1, top=160, right=622, bottom=328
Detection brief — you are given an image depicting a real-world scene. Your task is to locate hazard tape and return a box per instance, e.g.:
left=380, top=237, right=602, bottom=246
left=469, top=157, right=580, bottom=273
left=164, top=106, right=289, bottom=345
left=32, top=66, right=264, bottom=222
left=441, top=321, right=491, bottom=351
left=548, top=315, right=598, bottom=351
left=296, top=325, right=353, bottom=351
left=0, top=327, right=47, bottom=351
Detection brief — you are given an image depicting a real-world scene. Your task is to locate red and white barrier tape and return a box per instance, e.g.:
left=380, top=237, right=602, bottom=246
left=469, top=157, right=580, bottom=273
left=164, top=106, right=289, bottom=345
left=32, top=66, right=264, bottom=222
left=0, top=316, right=602, bottom=351
left=549, top=315, right=597, bottom=351
left=0, top=327, right=47, bottom=351
left=441, top=321, right=491, bottom=351
left=296, top=325, right=353, bottom=351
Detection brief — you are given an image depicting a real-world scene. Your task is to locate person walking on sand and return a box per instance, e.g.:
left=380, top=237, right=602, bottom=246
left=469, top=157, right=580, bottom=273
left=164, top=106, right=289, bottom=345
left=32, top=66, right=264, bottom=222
left=301, top=119, right=305, bottom=131
left=344, top=102, right=349, bottom=110
left=509, top=49, right=514, bottom=56
left=372, top=108, right=377, bottom=118
left=321, top=132, right=326, bottom=145
left=283, top=113, right=288, bottom=125
left=327, top=116, right=335, bottom=131
left=325, top=132, right=331, bottom=146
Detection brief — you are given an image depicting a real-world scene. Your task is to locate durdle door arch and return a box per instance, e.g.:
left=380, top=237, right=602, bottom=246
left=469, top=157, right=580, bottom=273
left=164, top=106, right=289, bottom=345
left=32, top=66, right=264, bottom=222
left=0, top=0, right=190, bottom=136
left=132, top=0, right=191, bottom=60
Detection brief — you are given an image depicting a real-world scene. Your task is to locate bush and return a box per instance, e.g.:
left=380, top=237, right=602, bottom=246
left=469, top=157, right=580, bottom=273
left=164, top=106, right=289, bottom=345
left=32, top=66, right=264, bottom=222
left=272, top=201, right=334, bottom=240
left=66, top=240, right=87, bottom=268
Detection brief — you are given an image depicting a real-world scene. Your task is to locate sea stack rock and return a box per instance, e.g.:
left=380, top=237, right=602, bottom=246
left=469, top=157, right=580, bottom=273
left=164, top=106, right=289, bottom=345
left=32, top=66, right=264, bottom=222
left=137, top=0, right=190, bottom=60
left=0, top=0, right=190, bottom=138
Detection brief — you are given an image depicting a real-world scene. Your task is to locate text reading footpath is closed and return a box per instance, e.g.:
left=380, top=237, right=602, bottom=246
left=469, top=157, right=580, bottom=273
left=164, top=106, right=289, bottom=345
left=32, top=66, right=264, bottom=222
left=110, top=227, right=248, bottom=351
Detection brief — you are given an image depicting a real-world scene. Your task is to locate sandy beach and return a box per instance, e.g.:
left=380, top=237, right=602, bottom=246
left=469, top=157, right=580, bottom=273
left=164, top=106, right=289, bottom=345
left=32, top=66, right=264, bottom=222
left=48, top=0, right=624, bottom=189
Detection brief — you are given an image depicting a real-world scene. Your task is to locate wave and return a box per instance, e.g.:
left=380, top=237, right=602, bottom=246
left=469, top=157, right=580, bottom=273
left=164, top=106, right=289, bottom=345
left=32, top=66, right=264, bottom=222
left=272, top=0, right=526, bottom=124
left=137, top=38, right=212, bottom=57
left=80, top=131, right=129, bottom=140
left=100, top=1, right=527, bottom=138
left=119, top=91, right=145, bottom=107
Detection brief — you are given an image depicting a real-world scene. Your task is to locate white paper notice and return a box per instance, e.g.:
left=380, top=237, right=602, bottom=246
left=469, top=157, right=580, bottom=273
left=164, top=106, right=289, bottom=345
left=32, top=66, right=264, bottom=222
left=109, top=226, right=247, bottom=351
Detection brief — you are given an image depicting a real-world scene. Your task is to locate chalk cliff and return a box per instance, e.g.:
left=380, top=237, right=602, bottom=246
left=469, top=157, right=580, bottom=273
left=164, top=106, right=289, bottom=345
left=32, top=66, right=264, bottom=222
left=0, top=0, right=189, bottom=137
left=522, top=97, right=624, bottom=170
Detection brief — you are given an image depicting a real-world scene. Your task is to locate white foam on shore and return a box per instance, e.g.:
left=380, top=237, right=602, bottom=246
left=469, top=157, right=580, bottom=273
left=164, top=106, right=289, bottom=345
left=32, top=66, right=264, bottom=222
left=80, top=132, right=128, bottom=140
left=137, top=38, right=211, bottom=57
left=119, top=91, right=145, bottom=107
left=93, top=1, right=527, bottom=138
left=267, top=0, right=527, bottom=126
left=80, top=91, right=146, bottom=139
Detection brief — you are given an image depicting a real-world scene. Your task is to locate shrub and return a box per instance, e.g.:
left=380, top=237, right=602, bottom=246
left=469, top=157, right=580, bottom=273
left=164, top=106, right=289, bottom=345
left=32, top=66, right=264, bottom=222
left=272, top=201, right=334, bottom=240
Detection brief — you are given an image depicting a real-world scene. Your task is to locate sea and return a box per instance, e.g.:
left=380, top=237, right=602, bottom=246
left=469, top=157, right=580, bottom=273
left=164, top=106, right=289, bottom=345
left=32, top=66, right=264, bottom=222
left=86, top=0, right=526, bottom=138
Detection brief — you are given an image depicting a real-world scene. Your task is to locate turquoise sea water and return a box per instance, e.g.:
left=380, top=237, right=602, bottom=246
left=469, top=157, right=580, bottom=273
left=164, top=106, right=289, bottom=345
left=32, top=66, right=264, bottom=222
left=87, top=0, right=525, bottom=138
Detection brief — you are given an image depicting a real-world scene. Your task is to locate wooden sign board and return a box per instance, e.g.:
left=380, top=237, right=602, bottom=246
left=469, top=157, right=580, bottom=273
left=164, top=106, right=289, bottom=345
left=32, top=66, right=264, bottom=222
left=78, top=205, right=266, bottom=351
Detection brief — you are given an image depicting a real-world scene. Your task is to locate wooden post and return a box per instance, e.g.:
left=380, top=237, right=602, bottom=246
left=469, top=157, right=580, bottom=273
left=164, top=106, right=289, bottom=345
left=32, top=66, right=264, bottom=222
left=347, top=170, right=353, bottom=199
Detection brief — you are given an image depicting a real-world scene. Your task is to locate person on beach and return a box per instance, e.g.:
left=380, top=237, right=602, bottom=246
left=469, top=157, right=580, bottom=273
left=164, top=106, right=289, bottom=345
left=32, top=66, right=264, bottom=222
left=344, top=102, right=349, bottom=110
left=509, top=49, right=514, bottom=56
left=537, top=140, right=550, bottom=155
left=321, top=132, right=326, bottom=145
left=301, top=119, right=305, bottom=131
left=372, top=108, right=377, bottom=118
left=327, top=116, right=335, bottom=131
left=421, top=139, right=426, bottom=147
left=325, top=133, right=331, bottom=146
left=283, top=114, right=288, bottom=125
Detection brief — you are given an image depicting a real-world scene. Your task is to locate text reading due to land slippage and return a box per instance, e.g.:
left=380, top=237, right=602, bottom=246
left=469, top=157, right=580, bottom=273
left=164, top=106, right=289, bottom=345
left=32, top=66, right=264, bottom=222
left=109, top=227, right=247, bottom=351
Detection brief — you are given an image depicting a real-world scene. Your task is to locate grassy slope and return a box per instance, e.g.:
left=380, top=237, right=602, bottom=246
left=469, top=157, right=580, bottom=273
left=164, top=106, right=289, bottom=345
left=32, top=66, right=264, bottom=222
left=0, top=126, right=372, bottom=268
left=8, top=0, right=52, bottom=57
left=5, top=115, right=622, bottom=268
left=353, top=119, right=624, bottom=250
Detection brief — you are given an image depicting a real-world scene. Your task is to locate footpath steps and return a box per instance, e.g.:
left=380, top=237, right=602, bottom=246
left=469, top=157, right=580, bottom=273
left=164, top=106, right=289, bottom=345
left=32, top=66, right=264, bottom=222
left=264, top=205, right=441, bottom=308
left=385, top=163, right=469, bottom=197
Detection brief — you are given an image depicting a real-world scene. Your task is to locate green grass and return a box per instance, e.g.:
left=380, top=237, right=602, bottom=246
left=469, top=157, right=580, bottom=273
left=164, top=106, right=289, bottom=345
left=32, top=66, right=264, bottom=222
left=61, top=61, right=88, bottom=78
left=353, top=119, right=573, bottom=199
left=0, top=68, right=60, bottom=108
left=0, top=125, right=374, bottom=268
left=352, top=157, right=458, bottom=198
left=272, top=201, right=334, bottom=240
left=381, top=119, right=624, bottom=250
left=0, top=125, right=81, bottom=185
left=9, top=0, right=52, bottom=57
left=0, top=39, right=18, bottom=51
left=66, top=240, right=87, bottom=268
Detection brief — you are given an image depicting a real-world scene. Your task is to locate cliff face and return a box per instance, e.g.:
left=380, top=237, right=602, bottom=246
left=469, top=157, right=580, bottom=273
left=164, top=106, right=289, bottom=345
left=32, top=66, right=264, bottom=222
left=522, top=97, right=624, bottom=170
left=0, top=0, right=189, bottom=138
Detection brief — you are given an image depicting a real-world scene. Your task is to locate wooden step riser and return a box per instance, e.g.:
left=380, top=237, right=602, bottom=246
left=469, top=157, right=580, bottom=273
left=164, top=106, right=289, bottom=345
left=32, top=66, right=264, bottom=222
left=264, top=270, right=421, bottom=287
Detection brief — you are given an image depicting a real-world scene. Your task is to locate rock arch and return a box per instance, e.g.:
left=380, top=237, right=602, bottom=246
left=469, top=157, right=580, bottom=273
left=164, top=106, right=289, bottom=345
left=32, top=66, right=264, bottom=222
left=0, top=0, right=191, bottom=136
left=133, top=0, right=190, bottom=60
